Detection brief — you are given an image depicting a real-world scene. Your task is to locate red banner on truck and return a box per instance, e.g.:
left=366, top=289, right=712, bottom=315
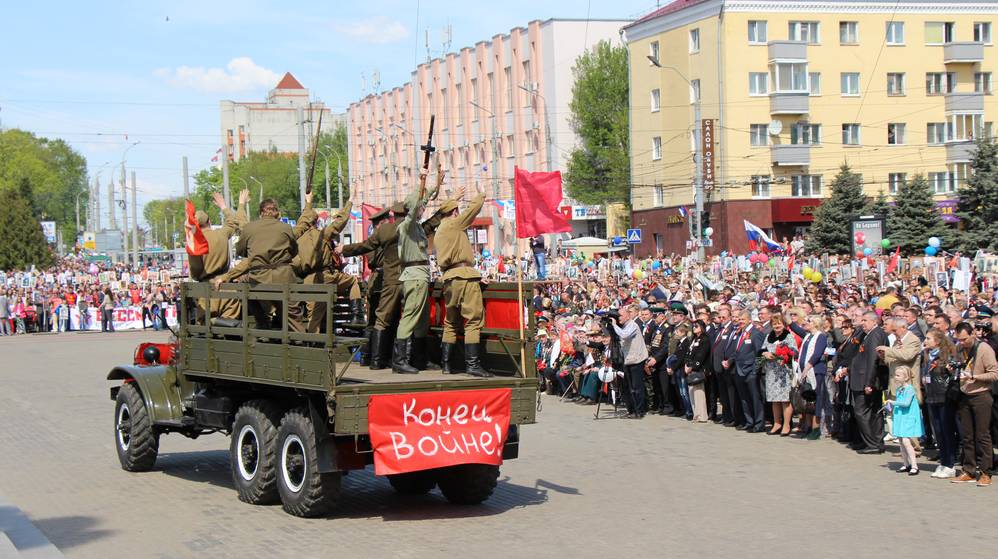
left=368, top=389, right=513, bottom=476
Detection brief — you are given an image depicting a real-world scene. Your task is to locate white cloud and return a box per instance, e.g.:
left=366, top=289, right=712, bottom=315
left=154, top=57, right=280, bottom=93
left=332, top=16, right=409, bottom=44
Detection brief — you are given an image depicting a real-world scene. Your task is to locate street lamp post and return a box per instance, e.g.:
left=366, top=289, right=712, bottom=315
left=249, top=176, right=263, bottom=219
left=469, top=100, right=503, bottom=256
left=647, top=55, right=704, bottom=261
left=120, top=141, right=140, bottom=263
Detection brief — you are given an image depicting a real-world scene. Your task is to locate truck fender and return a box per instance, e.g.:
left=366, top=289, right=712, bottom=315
left=107, top=365, right=185, bottom=424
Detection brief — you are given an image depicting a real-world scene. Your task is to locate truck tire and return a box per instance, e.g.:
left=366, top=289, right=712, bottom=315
left=230, top=400, right=282, bottom=505
left=114, top=383, right=159, bottom=472
left=387, top=470, right=437, bottom=495
left=437, top=464, right=499, bottom=505
left=276, top=408, right=341, bottom=517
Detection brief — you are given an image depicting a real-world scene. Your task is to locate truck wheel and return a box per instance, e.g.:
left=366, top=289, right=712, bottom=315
left=387, top=470, right=437, bottom=495
left=230, top=400, right=282, bottom=505
left=114, top=383, right=159, bottom=472
left=276, top=408, right=341, bottom=517
left=437, top=464, right=499, bottom=505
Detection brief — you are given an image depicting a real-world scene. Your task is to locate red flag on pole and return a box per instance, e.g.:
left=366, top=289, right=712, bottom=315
left=184, top=200, right=209, bottom=256
left=513, top=167, right=571, bottom=238
left=886, top=246, right=901, bottom=274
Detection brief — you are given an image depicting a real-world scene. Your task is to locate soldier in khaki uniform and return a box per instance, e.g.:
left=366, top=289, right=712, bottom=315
left=302, top=200, right=363, bottom=333
left=357, top=207, right=389, bottom=366
left=337, top=203, right=404, bottom=370
left=190, top=189, right=248, bottom=320
left=215, top=193, right=317, bottom=331
left=434, top=187, right=491, bottom=377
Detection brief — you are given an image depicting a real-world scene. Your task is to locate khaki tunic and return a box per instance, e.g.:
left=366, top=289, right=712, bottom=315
left=342, top=221, right=401, bottom=331
left=304, top=201, right=362, bottom=333
left=435, top=194, right=486, bottom=344
left=396, top=187, right=438, bottom=339
left=190, top=207, right=246, bottom=319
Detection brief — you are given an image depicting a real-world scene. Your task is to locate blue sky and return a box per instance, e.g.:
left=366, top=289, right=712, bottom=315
left=0, top=0, right=657, bottom=225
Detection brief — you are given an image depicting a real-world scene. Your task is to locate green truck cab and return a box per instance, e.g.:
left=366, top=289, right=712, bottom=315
left=108, top=281, right=538, bottom=517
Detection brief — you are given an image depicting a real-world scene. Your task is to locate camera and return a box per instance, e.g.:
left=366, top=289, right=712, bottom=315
left=946, top=357, right=964, bottom=371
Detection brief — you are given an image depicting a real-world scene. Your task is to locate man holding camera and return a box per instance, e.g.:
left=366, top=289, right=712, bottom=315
left=609, top=303, right=649, bottom=419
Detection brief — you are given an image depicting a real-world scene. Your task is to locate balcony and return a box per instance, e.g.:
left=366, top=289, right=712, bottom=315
left=770, top=92, right=809, bottom=115
left=768, top=40, right=807, bottom=61
left=945, top=92, right=984, bottom=112
left=771, top=144, right=811, bottom=166
left=943, top=42, right=984, bottom=64
left=946, top=141, right=975, bottom=162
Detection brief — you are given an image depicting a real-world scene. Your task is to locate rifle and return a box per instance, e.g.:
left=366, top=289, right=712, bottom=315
left=418, top=115, right=436, bottom=200
left=305, top=105, right=324, bottom=198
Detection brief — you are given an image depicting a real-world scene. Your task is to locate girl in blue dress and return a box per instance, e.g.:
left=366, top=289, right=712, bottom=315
left=886, top=366, right=925, bottom=476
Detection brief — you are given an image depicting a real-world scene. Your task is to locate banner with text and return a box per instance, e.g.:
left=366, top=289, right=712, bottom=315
left=368, top=388, right=512, bottom=476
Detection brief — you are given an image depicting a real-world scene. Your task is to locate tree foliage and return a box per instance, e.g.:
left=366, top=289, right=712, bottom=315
left=0, top=129, right=87, bottom=243
left=866, top=189, right=892, bottom=222
left=564, top=40, right=630, bottom=205
left=143, top=198, right=186, bottom=248
left=887, top=174, right=950, bottom=256
left=805, top=164, right=867, bottom=254
left=0, top=178, right=55, bottom=269
left=956, top=137, right=998, bottom=252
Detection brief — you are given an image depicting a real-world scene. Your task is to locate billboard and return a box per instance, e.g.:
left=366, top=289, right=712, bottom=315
left=83, top=231, right=97, bottom=250
left=851, top=217, right=886, bottom=257
left=40, top=221, right=57, bottom=243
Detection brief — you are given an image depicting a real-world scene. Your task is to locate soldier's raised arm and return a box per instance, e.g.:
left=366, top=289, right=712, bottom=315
left=323, top=199, right=354, bottom=241
left=456, top=190, right=485, bottom=229
left=292, top=191, right=317, bottom=239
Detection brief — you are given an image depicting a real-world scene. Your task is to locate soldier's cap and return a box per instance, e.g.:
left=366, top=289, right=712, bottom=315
left=537, top=329, right=549, bottom=337
left=649, top=306, right=667, bottom=314
left=391, top=201, right=407, bottom=215
left=669, top=301, right=688, bottom=315
left=438, top=200, right=459, bottom=214
left=194, top=210, right=209, bottom=225
left=370, top=207, right=390, bottom=221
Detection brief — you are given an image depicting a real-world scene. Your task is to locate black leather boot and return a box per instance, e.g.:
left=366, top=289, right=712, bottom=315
left=464, top=343, right=492, bottom=378
left=350, top=299, right=365, bottom=324
left=441, top=342, right=455, bottom=374
left=359, top=328, right=372, bottom=366
left=369, top=329, right=388, bottom=370
left=392, top=338, right=419, bottom=374
left=410, top=337, right=440, bottom=370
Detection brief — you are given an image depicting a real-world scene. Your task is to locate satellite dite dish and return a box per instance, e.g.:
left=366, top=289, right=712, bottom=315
left=768, top=120, right=783, bottom=136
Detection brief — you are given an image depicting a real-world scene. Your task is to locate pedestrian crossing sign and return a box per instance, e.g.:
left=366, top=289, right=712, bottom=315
left=626, top=229, right=642, bottom=244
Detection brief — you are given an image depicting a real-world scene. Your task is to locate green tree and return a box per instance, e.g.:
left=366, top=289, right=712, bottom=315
left=866, top=189, right=892, bottom=221
left=956, top=137, right=998, bottom=252
left=564, top=40, right=630, bottom=205
left=0, top=179, right=55, bottom=269
left=887, top=174, right=950, bottom=255
left=143, top=197, right=186, bottom=248
left=805, top=164, right=867, bottom=254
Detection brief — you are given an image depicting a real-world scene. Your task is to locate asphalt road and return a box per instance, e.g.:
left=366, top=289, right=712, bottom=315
left=0, top=331, right=994, bottom=559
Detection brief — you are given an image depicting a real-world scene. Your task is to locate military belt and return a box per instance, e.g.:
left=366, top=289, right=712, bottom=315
left=401, top=260, right=429, bottom=269
left=248, top=258, right=293, bottom=271
left=441, top=262, right=473, bottom=272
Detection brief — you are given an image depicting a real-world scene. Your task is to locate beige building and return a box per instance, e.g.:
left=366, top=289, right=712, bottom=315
left=623, top=0, right=996, bottom=256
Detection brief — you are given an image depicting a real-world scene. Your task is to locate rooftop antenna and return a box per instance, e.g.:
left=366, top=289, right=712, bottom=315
left=425, top=28, right=431, bottom=62
left=360, top=72, right=367, bottom=96
left=372, top=69, right=381, bottom=94
left=441, top=22, right=452, bottom=54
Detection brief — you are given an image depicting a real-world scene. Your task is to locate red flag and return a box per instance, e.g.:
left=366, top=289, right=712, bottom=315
left=886, top=246, right=901, bottom=274
left=514, top=167, right=571, bottom=238
left=184, top=200, right=209, bottom=256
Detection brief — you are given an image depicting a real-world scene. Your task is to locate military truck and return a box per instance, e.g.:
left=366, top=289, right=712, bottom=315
left=108, top=281, right=538, bottom=517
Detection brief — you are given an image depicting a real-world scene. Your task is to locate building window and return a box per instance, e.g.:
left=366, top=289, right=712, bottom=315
left=948, top=113, right=984, bottom=142
left=809, top=72, right=821, bottom=95
left=927, top=123, right=946, bottom=144
left=888, top=172, right=906, bottom=194
left=789, top=21, right=820, bottom=43
left=926, top=72, right=953, bottom=95
left=792, top=175, right=821, bottom=197
left=975, top=22, right=992, bottom=44
left=840, top=21, right=859, bottom=44
left=440, top=88, right=449, bottom=129
left=456, top=84, right=464, bottom=126
left=750, top=124, right=769, bottom=146
left=842, top=123, right=861, bottom=145
left=654, top=184, right=664, bottom=206
left=504, top=66, right=512, bottom=110
left=887, top=73, right=906, bottom=96
left=792, top=123, right=821, bottom=145
left=841, top=73, right=860, bottom=96
left=929, top=172, right=953, bottom=194
left=888, top=123, right=906, bottom=145
left=649, top=40, right=660, bottom=62
left=748, top=20, right=768, bottom=44
left=690, top=79, right=701, bottom=103
left=925, top=22, right=955, bottom=45
left=689, top=29, right=700, bottom=53
left=650, top=89, right=661, bottom=112
left=886, top=21, right=905, bottom=45
left=976, top=72, right=993, bottom=94
left=771, top=62, right=808, bottom=92
left=986, top=121, right=995, bottom=140
left=521, top=60, right=532, bottom=107
left=751, top=175, right=771, bottom=198
left=749, top=72, right=768, bottom=95
left=652, top=136, right=662, bottom=160
left=470, top=78, right=479, bottom=121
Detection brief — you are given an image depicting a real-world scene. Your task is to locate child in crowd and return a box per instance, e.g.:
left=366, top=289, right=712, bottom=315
left=886, top=365, right=924, bottom=475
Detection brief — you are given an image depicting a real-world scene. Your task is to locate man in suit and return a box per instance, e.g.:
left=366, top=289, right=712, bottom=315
left=850, top=311, right=889, bottom=454
left=730, top=309, right=766, bottom=432
left=905, top=307, right=926, bottom=341
left=644, top=308, right=668, bottom=413
left=720, top=304, right=744, bottom=426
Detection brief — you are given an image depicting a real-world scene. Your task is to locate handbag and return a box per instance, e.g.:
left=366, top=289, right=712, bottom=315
left=686, top=369, right=707, bottom=386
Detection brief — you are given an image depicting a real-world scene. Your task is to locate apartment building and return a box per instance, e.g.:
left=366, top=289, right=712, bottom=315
left=623, top=0, right=996, bottom=256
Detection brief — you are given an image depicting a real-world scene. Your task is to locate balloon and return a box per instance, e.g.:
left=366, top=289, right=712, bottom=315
left=811, top=272, right=822, bottom=283
left=482, top=249, right=491, bottom=258
left=881, top=239, right=891, bottom=249
left=633, top=269, right=645, bottom=280
left=929, top=237, right=941, bottom=248
left=925, top=246, right=938, bottom=256
left=803, top=266, right=814, bottom=277
left=749, top=254, right=758, bottom=264
left=867, top=257, right=876, bottom=266
left=768, top=259, right=776, bottom=268
left=704, top=227, right=714, bottom=237
left=758, top=254, right=769, bottom=264
left=863, top=248, right=873, bottom=256
left=651, top=261, right=661, bottom=270
left=585, top=260, right=593, bottom=268
left=856, top=251, right=864, bottom=259
left=856, top=232, right=866, bottom=243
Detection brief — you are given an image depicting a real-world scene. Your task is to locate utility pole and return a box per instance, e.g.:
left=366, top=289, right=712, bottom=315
left=94, top=177, right=101, bottom=231
left=182, top=156, right=190, bottom=200
left=131, top=171, right=138, bottom=264
left=108, top=178, right=116, bottom=230
left=470, top=100, right=502, bottom=255
left=75, top=194, right=81, bottom=234
left=221, top=144, right=231, bottom=209
left=337, top=156, right=343, bottom=209
left=296, top=106, right=307, bottom=210
left=121, top=194, right=129, bottom=263
left=324, top=159, right=331, bottom=209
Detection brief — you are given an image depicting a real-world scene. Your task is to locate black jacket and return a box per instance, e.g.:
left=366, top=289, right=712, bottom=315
left=685, top=333, right=711, bottom=372
left=849, top=326, right=887, bottom=392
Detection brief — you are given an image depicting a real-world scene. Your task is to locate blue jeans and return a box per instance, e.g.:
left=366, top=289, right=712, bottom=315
left=675, top=370, right=693, bottom=418
left=928, top=402, right=958, bottom=468
left=533, top=252, right=546, bottom=280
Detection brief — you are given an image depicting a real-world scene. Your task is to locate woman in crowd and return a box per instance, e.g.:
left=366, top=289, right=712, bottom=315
left=922, top=328, right=959, bottom=479
left=762, top=315, right=796, bottom=436
left=799, top=315, right=829, bottom=440
left=830, top=318, right=861, bottom=442
left=671, top=322, right=694, bottom=420
left=100, top=287, right=115, bottom=332
left=685, top=319, right=711, bottom=423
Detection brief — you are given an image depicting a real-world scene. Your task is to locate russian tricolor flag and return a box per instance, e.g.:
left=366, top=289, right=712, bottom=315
left=744, top=220, right=783, bottom=253
left=678, top=207, right=688, bottom=218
